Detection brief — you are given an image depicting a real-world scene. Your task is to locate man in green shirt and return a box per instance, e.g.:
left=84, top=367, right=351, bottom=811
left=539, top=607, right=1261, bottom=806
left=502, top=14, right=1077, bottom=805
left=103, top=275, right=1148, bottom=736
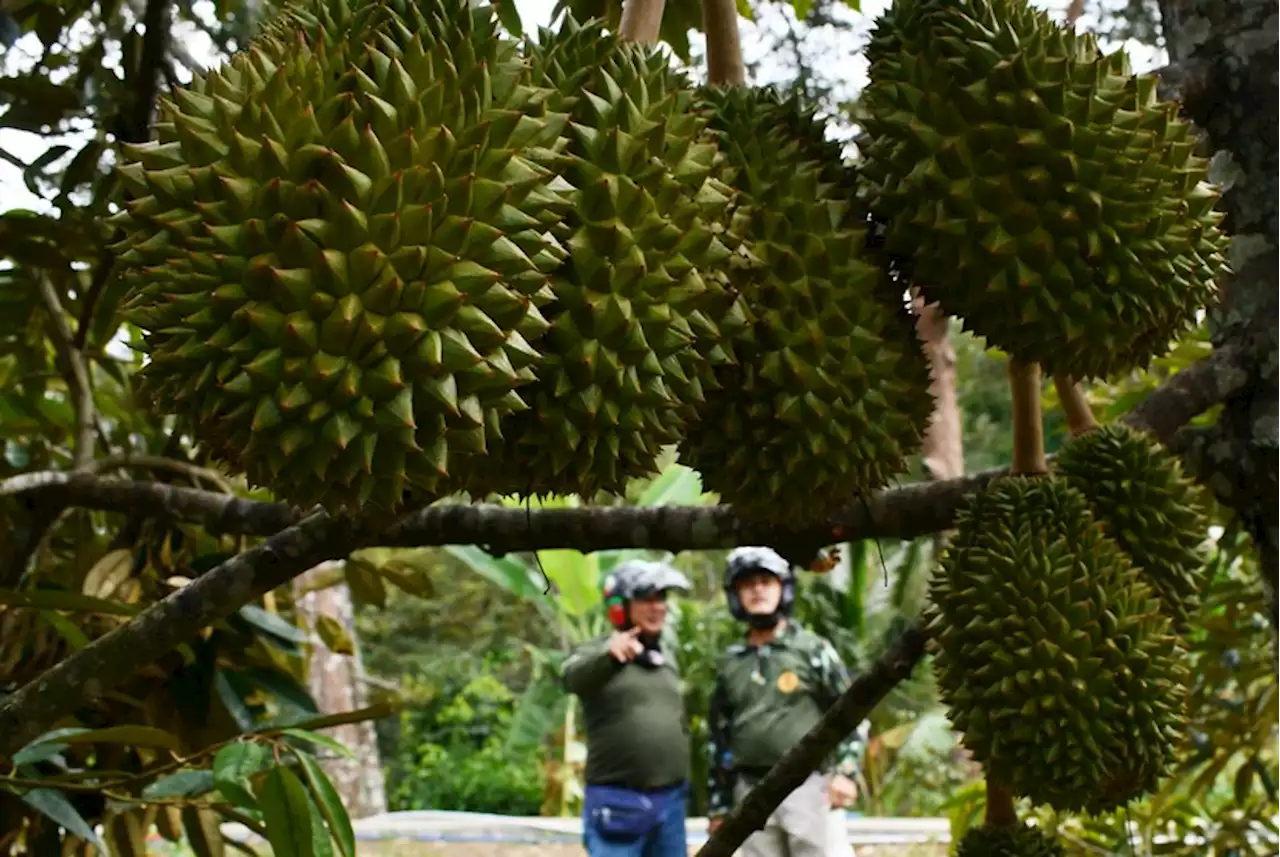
left=562, top=559, right=693, bottom=857
left=706, top=546, right=865, bottom=856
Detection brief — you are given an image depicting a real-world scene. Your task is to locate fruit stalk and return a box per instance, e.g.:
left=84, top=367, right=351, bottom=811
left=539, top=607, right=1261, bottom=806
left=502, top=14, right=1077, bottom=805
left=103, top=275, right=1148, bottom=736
left=619, top=0, right=666, bottom=43
left=984, top=777, right=1019, bottom=828
left=1052, top=374, right=1099, bottom=437
left=702, top=0, right=746, bottom=85
left=1008, top=359, right=1048, bottom=476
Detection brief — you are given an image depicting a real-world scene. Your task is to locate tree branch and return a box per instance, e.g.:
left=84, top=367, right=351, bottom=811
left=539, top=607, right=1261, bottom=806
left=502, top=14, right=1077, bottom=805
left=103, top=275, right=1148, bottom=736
left=698, top=620, right=929, bottom=857
left=0, top=334, right=1252, bottom=759
left=36, top=276, right=95, bottom=471
left=0, top=511, right=371, bottom=759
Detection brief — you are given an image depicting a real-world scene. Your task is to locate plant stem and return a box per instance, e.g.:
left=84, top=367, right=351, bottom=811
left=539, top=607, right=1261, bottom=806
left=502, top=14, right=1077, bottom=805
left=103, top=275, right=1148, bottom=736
left=1053, top=374, right=1099, bottom=437
left=702, top=0, right=746, bottom=85
left=1008, top=359, right=1047, bottom=476
left=619, top=0, right=665, bottom=43
left=984, top=776, right=1018, bottom=827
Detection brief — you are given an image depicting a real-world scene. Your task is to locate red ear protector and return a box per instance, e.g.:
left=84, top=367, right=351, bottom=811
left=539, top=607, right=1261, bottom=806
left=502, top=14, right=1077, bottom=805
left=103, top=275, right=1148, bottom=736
left=602, top=573, right=629, bottom=629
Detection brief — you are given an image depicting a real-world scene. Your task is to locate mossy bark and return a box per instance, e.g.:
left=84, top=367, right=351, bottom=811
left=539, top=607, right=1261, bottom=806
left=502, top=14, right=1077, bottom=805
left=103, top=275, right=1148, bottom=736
left=1158, top=0, right=1279, bottom=637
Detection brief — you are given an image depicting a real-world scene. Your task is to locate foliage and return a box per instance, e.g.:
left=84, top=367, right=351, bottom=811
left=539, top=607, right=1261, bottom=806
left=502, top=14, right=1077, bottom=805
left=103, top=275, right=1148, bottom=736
left=389, top=672, right=546, bottom=816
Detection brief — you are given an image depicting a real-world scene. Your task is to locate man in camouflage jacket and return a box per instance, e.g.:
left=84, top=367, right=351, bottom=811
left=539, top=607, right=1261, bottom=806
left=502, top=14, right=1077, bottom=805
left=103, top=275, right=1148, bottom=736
left=706, top=546, right=866, bottom=857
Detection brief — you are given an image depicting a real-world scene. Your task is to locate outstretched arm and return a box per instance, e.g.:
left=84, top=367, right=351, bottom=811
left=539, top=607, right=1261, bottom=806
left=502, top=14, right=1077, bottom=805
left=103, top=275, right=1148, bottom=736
left=562, top=636, right=620, bottom=697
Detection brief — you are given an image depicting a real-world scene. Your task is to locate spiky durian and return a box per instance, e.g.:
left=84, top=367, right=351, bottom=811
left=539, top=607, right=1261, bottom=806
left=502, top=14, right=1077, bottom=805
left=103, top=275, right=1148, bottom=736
left=857, top=0, right=1229, bottom=380
left=955, top=824, right=1066, bottom=857
left=677, top=87, right=934, bottom=525
left=926, top=475, right=1189, bottom=814
left=1055, top=423, right=1209, bottom=634
left=112, top=0, right=572, bottom=511
left=456, top=15, right=747, bottom=499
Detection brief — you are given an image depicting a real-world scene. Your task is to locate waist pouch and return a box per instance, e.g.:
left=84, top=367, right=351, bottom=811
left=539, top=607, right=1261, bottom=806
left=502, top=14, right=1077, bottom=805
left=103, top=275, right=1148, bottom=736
left=583, top=784, right=670, bottom=842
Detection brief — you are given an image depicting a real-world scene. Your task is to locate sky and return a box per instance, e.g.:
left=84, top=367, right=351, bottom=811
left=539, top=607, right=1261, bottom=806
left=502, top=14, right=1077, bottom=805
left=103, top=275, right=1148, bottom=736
left=0, top=0, right=1164, bottom=217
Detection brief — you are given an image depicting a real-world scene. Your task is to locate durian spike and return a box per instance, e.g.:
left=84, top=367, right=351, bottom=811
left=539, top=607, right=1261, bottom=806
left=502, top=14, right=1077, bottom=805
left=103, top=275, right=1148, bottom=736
left=1053, top=374, right=1100, bottom=437
left=984, top=777, right=1019, bottom=828
left=619, top=0, right=666, bottom=43
left=1008, top=359, right=1048, bottom=475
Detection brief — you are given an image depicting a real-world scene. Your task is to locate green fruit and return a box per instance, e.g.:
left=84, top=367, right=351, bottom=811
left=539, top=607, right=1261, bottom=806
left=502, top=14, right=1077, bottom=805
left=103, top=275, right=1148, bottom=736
left=955, top=824, right=1065, bottom=857
left=678, top=87, right=933, bottom=525
left=857, top=0, right=1229, bottom=379
left=111, top=0, right=572, bottom=511
left=1055, top=423, right=1209, bottom=634
left=926, top=475, right=1188, bottom=813
left=456, top=15, right=746, bottom=499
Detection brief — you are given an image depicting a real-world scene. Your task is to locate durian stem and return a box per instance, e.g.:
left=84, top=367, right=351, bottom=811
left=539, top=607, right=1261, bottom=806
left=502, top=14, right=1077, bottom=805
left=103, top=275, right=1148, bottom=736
left=1008, top=359, right=1048, bottom=476
left=1053, top=373, right=1099, bottom=437
left=702, top=0, right=747, bottom=85
left=984, top=777, right=1019, bottom=828
left=619, top=0, right=666, bottom=43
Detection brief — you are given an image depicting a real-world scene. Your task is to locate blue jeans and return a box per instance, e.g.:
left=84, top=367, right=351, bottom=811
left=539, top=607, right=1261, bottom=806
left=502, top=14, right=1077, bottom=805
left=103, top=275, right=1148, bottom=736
left=582, top=781, right=688, bottom=857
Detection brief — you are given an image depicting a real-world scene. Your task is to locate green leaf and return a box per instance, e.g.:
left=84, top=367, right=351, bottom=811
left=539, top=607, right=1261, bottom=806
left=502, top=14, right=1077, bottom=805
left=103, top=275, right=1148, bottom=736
left=38, top=609, right=89, bottom=648
left=791, top=0, right=814, bottom=20
left=269, top=702, right=395, bottom=735
left=50, top=724, right=180, bottom=751
left=0, top=587, right=139, bottom=615
left=239, top=605, right=309, bottom=643
left=213, top=741, right=274, bottom=810
left=442, top=545, right=551, bottom=605
left=314, top=614, right=354, bottom=655
left=257, top=766, right=321, bottom=857
left=19, top=788, right=107, bottom=854
left=11, top=726, right=92, bottom=765
left=293, top=750, right=356, bottom=857
left=215, top=668, right=258, bottom=732
left=280, top=728, right=355, bottom=759
left=342, top=560, right=387, bottom=608
left=142, top=769, right=217, bottom=800
left=635, top=463, right=704, bottom=506
left=241, top=666, right=319, bottom=717
left=535, top=550, right=600, bottom=618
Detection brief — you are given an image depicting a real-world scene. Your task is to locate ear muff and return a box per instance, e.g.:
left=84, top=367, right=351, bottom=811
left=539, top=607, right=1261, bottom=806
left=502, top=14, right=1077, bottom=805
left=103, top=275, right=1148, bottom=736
left=602, top=574, right=630, bottom=629
left=605, top=594, right=628, bottom=629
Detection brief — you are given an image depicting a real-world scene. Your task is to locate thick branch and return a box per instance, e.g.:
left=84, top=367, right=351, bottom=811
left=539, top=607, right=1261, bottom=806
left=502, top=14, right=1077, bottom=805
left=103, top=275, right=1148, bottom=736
left=1053, top=374, right=1098, bottom=437
left=698, top=620, right=929, bottom=857
left=0, top=511, right=369, bottom=759
left=702, top=0, right=746, bottom=85
left=3, top=341, right=1250, bottom=552
left=618, top=0, right=665, bottom=43
left=37, top=276, right=95, bottom=470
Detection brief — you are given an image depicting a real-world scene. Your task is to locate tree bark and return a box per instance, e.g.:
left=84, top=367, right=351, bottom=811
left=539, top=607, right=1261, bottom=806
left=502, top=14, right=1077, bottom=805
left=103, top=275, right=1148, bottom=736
left=1158, top=0, right=1279, bottom=636
left=913, top=300, right=965, bottom=484
left=292, top=562, right=387, bottom=819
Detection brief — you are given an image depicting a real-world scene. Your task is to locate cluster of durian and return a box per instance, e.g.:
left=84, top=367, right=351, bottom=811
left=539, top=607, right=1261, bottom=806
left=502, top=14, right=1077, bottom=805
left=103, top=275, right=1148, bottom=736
left=110, top=0, right=932, bottom=520
left=851, top=0, right=1221, bottom=824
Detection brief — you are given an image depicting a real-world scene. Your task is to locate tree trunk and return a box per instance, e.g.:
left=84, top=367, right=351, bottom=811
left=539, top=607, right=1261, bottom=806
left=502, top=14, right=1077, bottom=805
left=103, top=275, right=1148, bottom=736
left=292, top=562, right=388, bottom=819
left=1157, top=0, right=1279, bottom=636
left=913, top=298, right=965, bottom=485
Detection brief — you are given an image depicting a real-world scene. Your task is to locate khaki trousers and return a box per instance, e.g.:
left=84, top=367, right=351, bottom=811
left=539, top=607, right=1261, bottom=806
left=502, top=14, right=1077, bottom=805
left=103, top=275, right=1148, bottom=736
left=732, top=772, right=836, bottom=857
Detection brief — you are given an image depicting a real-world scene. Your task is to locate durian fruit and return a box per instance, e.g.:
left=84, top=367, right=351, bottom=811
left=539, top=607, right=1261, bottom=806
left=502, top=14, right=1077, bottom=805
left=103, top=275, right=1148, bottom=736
left=926, top=475, right=1189, bottom=814
left=677, top=87, right=934, bottom=525
left=112, top=0, right=573, bottom=511
left=455, top=15, right=747, bottom=499
left=856, top=0, right=1229, bottom=380
left=955, top=824, right=1065, bottom=857
left=1055, top=423, right=1209, bottom=634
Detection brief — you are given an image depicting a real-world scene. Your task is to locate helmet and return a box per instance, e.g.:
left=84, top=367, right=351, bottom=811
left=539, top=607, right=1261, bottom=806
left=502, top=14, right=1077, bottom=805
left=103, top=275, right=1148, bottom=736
left=601, top=559, right=692, bottom=630
left=723, top=546, right=795, bottom=628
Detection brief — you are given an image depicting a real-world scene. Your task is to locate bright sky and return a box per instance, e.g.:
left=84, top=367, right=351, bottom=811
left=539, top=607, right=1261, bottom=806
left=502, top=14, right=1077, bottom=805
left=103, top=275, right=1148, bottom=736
left=0, top=0, right=1163, bottom=216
